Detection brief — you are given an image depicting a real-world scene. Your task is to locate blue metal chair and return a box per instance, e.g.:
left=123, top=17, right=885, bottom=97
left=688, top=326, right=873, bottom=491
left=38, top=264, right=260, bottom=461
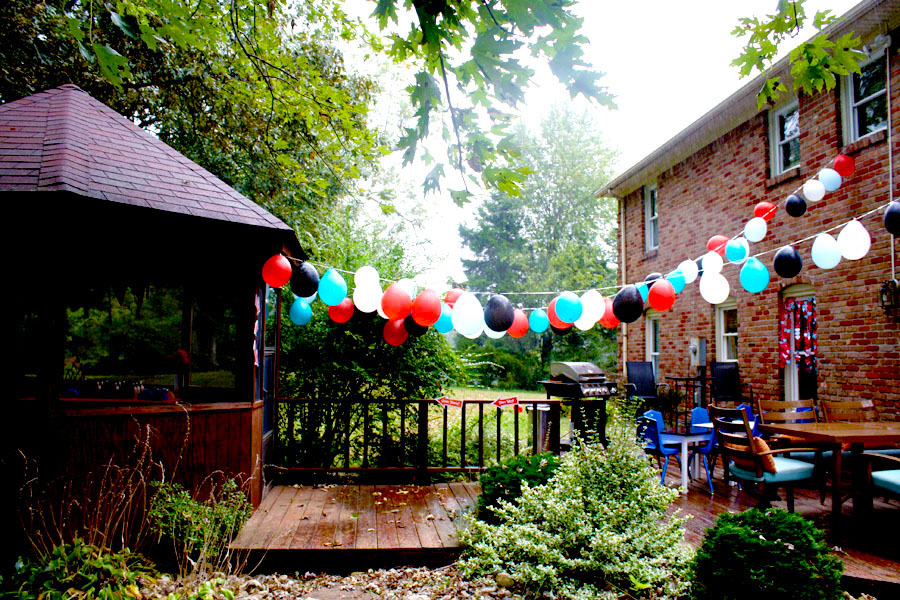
left=638, top=412, right=682, bottom=486
left=736, top=403, right=763, bottom=438
left=689, top=407, right=716, bottom=494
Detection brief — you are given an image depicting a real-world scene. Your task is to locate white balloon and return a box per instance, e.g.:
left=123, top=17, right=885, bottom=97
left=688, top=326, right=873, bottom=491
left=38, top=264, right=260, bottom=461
left=802, top=179, right=826, bottom=202
left=396, top=278, right=417, bottom=298
left=461, top=324, right=484, bottom=339
left=451, top=292, right=483, bottom=336
left=702, top=251, right=724, bottom=274
left=352, top=282, right=382, bottom=313
left=699, top=273, right=730, bottom=305
left=744, top=217, right=767, bottom=243
left=484, top=326, right=506, bottom=339
left=354, top=265, right=380, bottom=287
left=810, top=233, right=842, bottom=269
left=377, top=302, right=388, bottom=319
left=576, top=290, right=604, bottom=330
left=837, top=219, right=871, bottom=260
left=678, top=259, right=700, bottom=284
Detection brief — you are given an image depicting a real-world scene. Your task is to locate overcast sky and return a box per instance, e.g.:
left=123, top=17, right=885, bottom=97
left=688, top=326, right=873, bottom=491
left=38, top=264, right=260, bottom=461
left=351, top=0, right=860, bottom=291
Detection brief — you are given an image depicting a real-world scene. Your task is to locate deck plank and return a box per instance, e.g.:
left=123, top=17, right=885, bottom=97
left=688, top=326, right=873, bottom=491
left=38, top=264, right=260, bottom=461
left=356, top=484, right=378, bottom=550
left=421, top=484, right=458, bottom=547
left=289, top=486, right=329, bottom=550
left=309, top=486, right=346, bottom=549
left=407, top=485, right=443, bottom=548
left=231, top=485, right=286, bottom=547
left=333, top=485, right=360, bottom=550
left=374, top=485, right=399, bottom=549
left=268, top=485, right=314, bottom=549
left=385, top=485, right=424, bottom=548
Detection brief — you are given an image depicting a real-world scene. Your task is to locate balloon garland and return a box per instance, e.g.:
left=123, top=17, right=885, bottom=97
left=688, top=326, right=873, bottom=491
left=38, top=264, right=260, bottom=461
left=260, top=152, right=900, bottom=345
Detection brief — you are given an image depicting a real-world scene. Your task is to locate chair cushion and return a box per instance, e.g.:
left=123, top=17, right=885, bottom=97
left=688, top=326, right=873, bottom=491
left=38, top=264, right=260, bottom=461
left=872, top=470, right=900, bottom=496
left=751, top=437, right=777, bottom=473
left=730, top=457, right=815, bottom=484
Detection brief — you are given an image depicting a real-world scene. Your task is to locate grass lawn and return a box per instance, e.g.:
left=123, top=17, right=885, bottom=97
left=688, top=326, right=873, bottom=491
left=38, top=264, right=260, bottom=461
left=448, top=386, right=547, bottom=400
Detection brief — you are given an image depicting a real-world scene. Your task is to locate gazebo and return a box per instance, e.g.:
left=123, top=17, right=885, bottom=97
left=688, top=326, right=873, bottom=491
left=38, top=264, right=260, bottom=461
left=1, top=84, right=302, bottom=557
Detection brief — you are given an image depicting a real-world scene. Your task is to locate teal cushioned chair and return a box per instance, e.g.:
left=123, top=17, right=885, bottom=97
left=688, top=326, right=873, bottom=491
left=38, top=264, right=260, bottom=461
left=867, top=453, right=900, bottom=497
left=710, top=405, right=822, bottom=512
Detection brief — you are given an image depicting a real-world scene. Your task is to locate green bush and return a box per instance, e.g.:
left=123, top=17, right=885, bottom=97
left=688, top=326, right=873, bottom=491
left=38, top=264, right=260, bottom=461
left=148, top=478, right=251, bottom=575
left=691, top=508, right=843, bottom=600
left=1, top=538, right=155, bottom=600
left=477, top=452, right=561, bottom=523
left=460, top=402, right=692, bottom=600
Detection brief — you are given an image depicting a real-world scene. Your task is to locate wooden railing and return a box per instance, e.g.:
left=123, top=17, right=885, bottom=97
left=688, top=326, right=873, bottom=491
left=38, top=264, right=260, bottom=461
left=269, top=397, right=562, bottom=478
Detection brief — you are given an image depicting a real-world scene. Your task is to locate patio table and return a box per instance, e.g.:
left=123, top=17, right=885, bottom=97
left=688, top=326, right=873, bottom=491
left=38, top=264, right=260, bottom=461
left=661, top=428, right=711, bottom=490
left=757, top=421, right=900, bottom=537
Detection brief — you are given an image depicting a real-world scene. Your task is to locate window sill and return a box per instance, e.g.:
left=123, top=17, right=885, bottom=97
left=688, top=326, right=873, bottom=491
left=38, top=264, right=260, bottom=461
left=842, top=129, right=886, bottom=155
left=643, top=248, right=659, bottom=260
left=765, top=166, right=804, bottom=190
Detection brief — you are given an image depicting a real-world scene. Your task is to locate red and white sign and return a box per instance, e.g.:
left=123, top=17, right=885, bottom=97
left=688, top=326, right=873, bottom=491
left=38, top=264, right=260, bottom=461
left=491, top=396, right=519, bottom=409
left=435, top=396, right=463, bottom=408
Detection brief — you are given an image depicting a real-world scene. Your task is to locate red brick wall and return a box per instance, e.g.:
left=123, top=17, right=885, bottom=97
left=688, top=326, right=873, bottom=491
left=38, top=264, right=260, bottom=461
left=617, top=48, right=900, bottom=420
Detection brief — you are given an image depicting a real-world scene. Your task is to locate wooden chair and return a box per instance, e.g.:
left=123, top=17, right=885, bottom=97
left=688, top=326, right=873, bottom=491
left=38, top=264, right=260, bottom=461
left=710, top=405, right=821, bottom=512
left=755, top=398, right=818, bottom=425
left=821, top=399, right=878, bottom=423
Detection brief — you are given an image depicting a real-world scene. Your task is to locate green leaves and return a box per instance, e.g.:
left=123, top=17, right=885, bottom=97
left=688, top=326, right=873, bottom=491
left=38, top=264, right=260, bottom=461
left=92, top=43, right=131, bottom=88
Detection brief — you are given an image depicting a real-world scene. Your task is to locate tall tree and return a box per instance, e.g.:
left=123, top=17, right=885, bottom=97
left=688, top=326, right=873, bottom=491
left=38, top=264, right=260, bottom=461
left=459, top=104, right=618, bottom=386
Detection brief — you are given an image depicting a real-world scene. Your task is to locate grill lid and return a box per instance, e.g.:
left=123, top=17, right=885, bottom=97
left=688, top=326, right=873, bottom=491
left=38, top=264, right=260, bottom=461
left=550, top=361, right=605, bottom=383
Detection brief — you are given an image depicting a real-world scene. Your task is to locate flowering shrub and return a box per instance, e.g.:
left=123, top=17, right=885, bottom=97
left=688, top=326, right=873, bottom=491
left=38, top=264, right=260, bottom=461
left=460, top=406, right=692, bottom=600
left=691, top=508, right=842, bottom=600
left=476, top=452, right=561, bottom=524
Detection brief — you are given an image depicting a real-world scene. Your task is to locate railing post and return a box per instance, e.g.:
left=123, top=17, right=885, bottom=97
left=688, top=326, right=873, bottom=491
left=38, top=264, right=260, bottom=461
left=417, top=400, right=429, bottom=483
left=549, top=401, right=561, bottom=455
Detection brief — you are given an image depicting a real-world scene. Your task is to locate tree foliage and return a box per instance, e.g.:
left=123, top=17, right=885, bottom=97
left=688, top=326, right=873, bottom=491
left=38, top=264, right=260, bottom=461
left=458, top=105, right=617, bottom=387
left=732, top=0, right=866, bottom=110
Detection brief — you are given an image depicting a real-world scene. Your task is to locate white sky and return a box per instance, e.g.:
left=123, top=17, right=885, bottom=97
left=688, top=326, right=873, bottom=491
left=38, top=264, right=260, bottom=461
left=349, top=0, right=859, bottom=292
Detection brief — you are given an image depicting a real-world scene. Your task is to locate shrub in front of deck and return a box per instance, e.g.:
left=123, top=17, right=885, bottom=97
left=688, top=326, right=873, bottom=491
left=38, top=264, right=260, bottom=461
left=476, top=452, right=561, bottom=524
left=691, top=508, right=842, bottom=600
left=459, top=408, right=692, bottom=600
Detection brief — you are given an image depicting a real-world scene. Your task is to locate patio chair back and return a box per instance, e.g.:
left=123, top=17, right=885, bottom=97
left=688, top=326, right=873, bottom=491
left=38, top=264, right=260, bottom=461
left=709, top=362, right=748, bottom=406
left=756, top=398, right=818, bottom=425
left=821, top=399, right=878, bottom=423
left=709, top=404, right=759, bottom=476
left=627, top=361, right=659, bottom=399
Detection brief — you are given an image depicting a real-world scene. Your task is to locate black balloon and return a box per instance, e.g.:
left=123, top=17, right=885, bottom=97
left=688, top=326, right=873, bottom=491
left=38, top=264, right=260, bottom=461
left=550, top=324, right=572, bottom=336
left=403, top=314, right=428, bottom=337
left=612, top=285, right=644, bottom=324
left=484, top=294, right=515, bottom=331
left=644, top=272, right=663, bottom=282
left=885, top=201, right=900, bottom=236
left=291, top=262, right=320, bottom=297
left=773, top=246, right=803, bottom=279
left=785, top=194, right=807, bottom=218
left=696, top=257, right=704, bottom=278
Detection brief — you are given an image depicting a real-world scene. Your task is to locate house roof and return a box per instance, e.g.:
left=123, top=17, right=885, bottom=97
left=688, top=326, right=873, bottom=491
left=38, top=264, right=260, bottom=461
left=597, top=0, right=900, bottom=199
left=0, top=84, right=294, bottom=233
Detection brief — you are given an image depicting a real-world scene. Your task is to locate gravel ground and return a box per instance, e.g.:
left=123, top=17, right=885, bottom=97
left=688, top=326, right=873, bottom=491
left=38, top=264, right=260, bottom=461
left=143, top=565, right=525, bottom=600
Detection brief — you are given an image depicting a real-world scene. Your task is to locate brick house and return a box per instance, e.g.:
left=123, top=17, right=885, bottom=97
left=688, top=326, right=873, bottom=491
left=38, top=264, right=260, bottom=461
left=599, top=0, right=900, bottom=419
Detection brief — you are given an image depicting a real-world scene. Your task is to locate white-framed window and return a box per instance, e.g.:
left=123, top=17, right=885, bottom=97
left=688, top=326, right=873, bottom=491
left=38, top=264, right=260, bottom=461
left=645, top=310, right=661, bottom=377
left=842, top=50, right=887, bottom=143
left=715, top=299, right=738, bottom=362
left=644, top=184, right=658, bottom=251
left=769, top=100, right=800, bottom=175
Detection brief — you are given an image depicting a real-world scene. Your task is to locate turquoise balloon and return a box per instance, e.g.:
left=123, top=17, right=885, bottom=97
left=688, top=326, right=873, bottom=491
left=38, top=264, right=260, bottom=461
left=739, top=257, right=770, bottom=293
left=555, top=291, right=583, bottom=323
left=636, top=283, right=649, bottom=303
left=725, top=239, right=748, bottom=263
left=818, top=168, right=842, bottom=192
left=289, top=297, right=313, bottom=325
left=666, top=270, right=686, bottom=294
left=318, top=268, right=348, bottom=306
left=433, top=303, right=453, bottom=333
left=529, top=308, right=550, bottom=333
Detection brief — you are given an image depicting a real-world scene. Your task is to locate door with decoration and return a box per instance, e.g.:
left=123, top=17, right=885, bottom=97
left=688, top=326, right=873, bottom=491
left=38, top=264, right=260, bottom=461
left=780, top=284, right=818, bottom=403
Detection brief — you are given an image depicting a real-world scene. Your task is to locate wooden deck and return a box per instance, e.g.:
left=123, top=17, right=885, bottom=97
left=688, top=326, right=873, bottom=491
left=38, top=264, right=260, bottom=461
left=231, top=483, right=478, bottom=569
left=235, top=467, right=900, bottom=595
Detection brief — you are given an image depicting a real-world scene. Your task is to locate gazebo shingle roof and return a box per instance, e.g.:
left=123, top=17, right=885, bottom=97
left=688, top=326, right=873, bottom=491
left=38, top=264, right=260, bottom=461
left=0, top=84, right=292, bottom=231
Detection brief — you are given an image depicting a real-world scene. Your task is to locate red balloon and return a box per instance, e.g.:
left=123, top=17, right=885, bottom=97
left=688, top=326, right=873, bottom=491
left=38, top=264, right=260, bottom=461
left=707, top=235, right=729, bottom=256
left=508, top=309, right=529, bottom=338
left=381, top=283, right=412, bottom=320
left=383, top=319, right=408, bottom=346
left=599, top=297, right=620, bottom=329
left=328, top=297, right=354, bottom=323
left=262, top=254, right=292, bottom=288
left=411, top=289, right=442, bottom=326
left=547, top=298, right=572, bottom=329
left=754, top=201, right=777, bottom=221
left=444, top=288, right=464, bottom=308
left=647, top=279, right=676, bottom=312
left=833, top=153, right=855, bottom=177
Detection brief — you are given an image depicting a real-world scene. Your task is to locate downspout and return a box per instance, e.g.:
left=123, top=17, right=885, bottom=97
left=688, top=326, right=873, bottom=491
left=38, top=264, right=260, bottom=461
left=619, top=197, right=628, bottom=377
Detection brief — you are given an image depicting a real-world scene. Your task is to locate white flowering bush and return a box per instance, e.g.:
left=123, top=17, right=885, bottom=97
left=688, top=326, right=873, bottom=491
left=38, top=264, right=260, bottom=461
left=459, top=402, right=693, bottom=600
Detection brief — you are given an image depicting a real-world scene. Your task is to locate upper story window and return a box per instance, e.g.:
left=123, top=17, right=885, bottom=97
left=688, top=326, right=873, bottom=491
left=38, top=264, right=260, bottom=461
left=644, top=184, right=659, bottom=251
left=645, top=310, right=661, bottom=377
left=842, top=50, right=887, bottom=143
left=715, top=299, right=738, bottom=362
left=770, top=100, right=800, bottom=175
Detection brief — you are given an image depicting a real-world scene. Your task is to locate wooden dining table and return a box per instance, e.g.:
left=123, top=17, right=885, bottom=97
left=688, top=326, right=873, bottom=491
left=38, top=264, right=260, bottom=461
left=757, top=421, right=900, bottom=537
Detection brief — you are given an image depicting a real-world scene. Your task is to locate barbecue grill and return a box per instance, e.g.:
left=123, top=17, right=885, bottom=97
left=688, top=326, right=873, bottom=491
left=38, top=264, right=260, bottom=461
left=539, top=361, right=617, bottom=446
